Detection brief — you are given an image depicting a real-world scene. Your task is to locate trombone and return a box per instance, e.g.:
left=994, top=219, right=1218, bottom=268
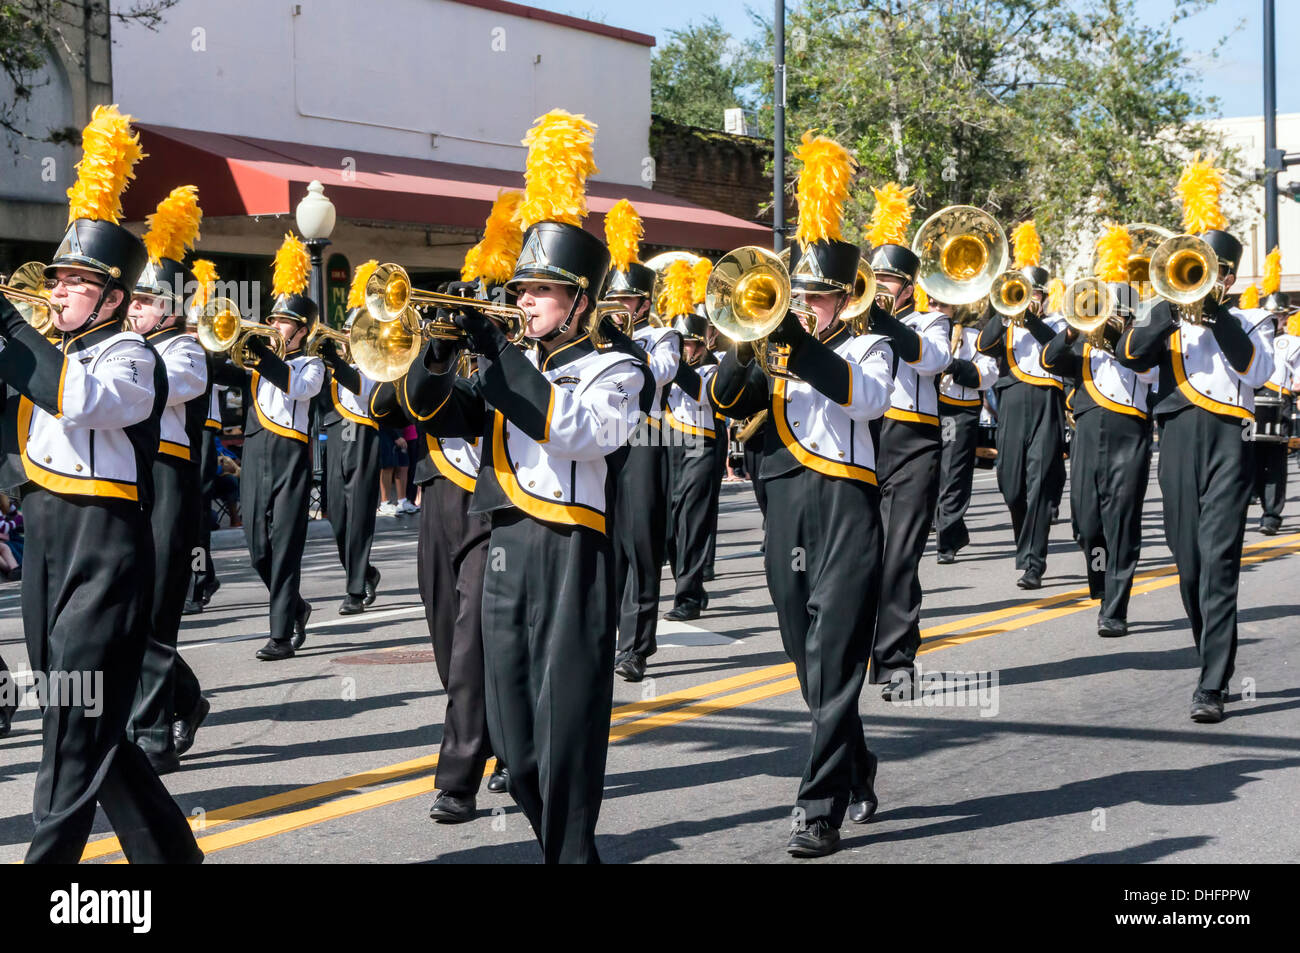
left=1150, top=234, right=1222, bottom=325
left=306, top=324, right=352, bottom=363
left=989, top=270, right=1034, bottom=326
left=1, top=262, right=63, bottom=337
left=196, top=297, right=286, bottom=370
left=1063, top=277, right=1123, bottom=352
left=912, top=205, right=1008, bottom=307
left=704, top=245, right=818, bottom=380
left=365, top=262, right=526, bottom=334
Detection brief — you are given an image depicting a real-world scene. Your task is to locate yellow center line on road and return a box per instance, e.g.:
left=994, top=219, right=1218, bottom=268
left=85, top=531, right=1300, bottom=862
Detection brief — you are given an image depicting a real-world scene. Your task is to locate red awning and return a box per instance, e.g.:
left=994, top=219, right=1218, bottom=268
left=125, top=124, right=770, bottom=252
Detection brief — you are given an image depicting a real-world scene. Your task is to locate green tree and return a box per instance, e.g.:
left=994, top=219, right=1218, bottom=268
left=650, top=16, right=760, bottom=131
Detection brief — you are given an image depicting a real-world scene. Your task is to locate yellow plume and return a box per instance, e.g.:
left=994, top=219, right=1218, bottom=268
left=1011, top=221, right=1042, bottom=269
left=1262, top=246, right=1282, bottom=296
left=1176, top=154, right=1228, bottom=234
left=866, top=182, right=916, bottom=248
left=662, top=259, right=695, bottom=318
left=143, top=185, right=202, bottom=263
left=66, top=104, right=146, bottom=224
left=271, top=233, right=310, bottom=298
left=1094, top=223, right=1132, bottom=283
left=914, top=286, right=929, bottom=312
left=191, top=259, right=217, bottom=309
left=347, top=260, right=379, bottom=310
left=465, top=190, right=525, bottom=283
left=604, top=199, right=643, bottom=272
left=691, top=258, right=713, bottom=305
left=793, top=132, right=857, bottom=247
left=1238, top=285, right=1260, bottom=309
left=515, top=109, right=598, bottom=230
left=1288, top=312, right=1300, bottom=338
left=1047, top=278, right=1066, bottom=314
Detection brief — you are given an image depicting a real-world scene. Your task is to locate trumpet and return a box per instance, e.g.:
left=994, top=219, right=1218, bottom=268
left=306, top=324, right=352, bottom=363
left=196, top=297, right=286, bottom=370
left=589, top=301, right=636, bottom=350
left=989, top=270, right=1034, bottom=326
left=1063, top=277, right=1124, bottom=352
left=365, top=262, right=526, bottom=336
left=842, top=265, right=877, bottom=335
left=1150, top=234, right=1222, bottom=325
left=704, top=245, right=817, bottom=380
left=912, top=205, right=1008, bottom=306
left=1117, top=223, right=1173, bottom=298
left=1, top=261, right=63, bottom=337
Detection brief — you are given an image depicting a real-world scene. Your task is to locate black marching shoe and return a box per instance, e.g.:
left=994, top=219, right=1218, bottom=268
left=703, top=567, right=715, bottom=582
left=486, top=765, right=509, bottom=793
left=291, top=601, right=313, bottom=650
left=1189, top=689, right=1225, bottom=724
left=428, top=792, right=477, bottom=823
left=338, top=594, right=365, bottom=616
left=664, top=604, right=701, bottom=622
left=880, top=672, right=914, bottom=703
left=200, top=578, right=221, bottom=607
left=787, top=819, right=840, bottom=858
left=848, top=751, right=880, bottom=824
left=0, top=700, right=17, bottom=739
left=181, top=598, right=204, bottom=616
left=614, top=652, right=647, bottom=682
left=363, top=566, right=381, bottom=607
left=936, top=551, right=956, bottom=565
left=173, top=696, right=211, bottom=756
left=256, top=638, right=295, bottom=661
left=1260, top=516, right=1281, bottom=536
left=147, top=748, right=181, bottom=776
left=1097, top=617, right=1128, bottom=638
left=1016, top=569, right=1042, bottom=590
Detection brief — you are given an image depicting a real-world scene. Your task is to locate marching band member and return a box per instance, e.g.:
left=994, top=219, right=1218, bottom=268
left=318, top=262, right=382, bottom=613
left=977, top=220, right=1066, bottom=589
left=1040, top=225, right=1156, bottom=638
left=662, top=262, right=718, bottom=624
left=1116, top=157, right=1274, bottom=723
left=1251, top=250, right=1298, bottom=535
left=184, top=258, right=223, bottom=616
left=0, top=106, right=200, bottom=862
left=401, top=110, right=646, bottom=862
left=604, top=201, right=681, bottom=681
left=935, top=295, right=997, bottom=563
left=125, top=185, right=211, bottom=774
left=862, top=184, right=953, bottom=698
left=215, top=234, right=325, bottom=661
left=710, top=133, right=895, bottom=857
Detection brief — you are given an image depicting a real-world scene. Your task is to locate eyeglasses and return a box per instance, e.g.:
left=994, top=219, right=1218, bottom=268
left=44, top=274, right=106, bottom=292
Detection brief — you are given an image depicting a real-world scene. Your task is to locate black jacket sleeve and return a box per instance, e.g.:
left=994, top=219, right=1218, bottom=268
left=1208, top=302, right=1257, bottom=374
left=785, top=334, right=851, bottom=405
left=322, top=344, right=362, bottom=394
left=710, top=346, right=769, bottom=421
left=476, top=343, right=557, bottom=443
left=246, top=340, right=291, bottom=392
left=0, top=298, right=70, bottom=415
left=871, top=305, right=922, bottom=364
left=1041, top=329, right=1081, bottom=378
left=673, top=359, right=702, bottom=399
left=1116, top=300, right=1176, bottom=369
left=946, top=357, right=981, bottom=389
left=1024, top=313, right=1058, bottom=347
left=368, top=380, right=412, bottom=428
left=977, top=313, right=1007, bottom=356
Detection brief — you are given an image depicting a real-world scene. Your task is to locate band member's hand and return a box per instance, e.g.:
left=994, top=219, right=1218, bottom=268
left=446, top=281, right=478, bottom=299
left=767, top=309, right=810, bottom=347
left=453, top=307, right=507, bottom=359
left=1064, top=326, right=1079, bottom=341
left=732, top=338, right=757, bottom=365
left=424, top=334, right=461, bottom=370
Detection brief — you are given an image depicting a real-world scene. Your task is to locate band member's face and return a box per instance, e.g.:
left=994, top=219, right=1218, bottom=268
left=269, top=317, right=307, bottom=350
left=46, top=268, right=121, bottom=332
left=608, top=294, right=649, bottom=323
left=1031, top=290, right=1046, bottom=312
left=127, top=293, right=168, bottom=334
left=516, top=282, right=581, bottom=340
left=796, top=290, right=843, bottom=336
left=877, top=274, right=913, bottom=310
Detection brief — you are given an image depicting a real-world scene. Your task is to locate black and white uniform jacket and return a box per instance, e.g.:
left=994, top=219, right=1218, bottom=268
left=939, top=325, right=998, bottom=410
left=147, top=327, right=209, bottom=464
left=885, top=308, right=952, bottom=426
left=630, top=321, right=681, bottom=426
left=978, top=313, right=1068, bottom=392
left=1262, top=332, right=1300, bottom=396
left=243, top=352, right=325, bottom=443
left=666, top=356, right=720, bottom=440
left=1041, top=335, right=1159, bottom=421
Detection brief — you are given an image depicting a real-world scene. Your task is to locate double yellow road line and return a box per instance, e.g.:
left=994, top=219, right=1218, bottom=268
left=83, top=530, right=1300, bottom=862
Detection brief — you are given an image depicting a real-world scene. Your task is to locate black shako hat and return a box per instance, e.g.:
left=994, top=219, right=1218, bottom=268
left=791, top=239, right=861, bottom=294
left=605, top=262, right=655, bottom=299
left=868, top=243, right=920, bottom=284
left=1199, top=229, right=1243, bottom=274
left=506, top=222, right=609, bottom=303
left=134, top=256, right=195, bottom=312
left=45, top=218, right=148, bottom=291
left=269, top=292, right=319, bottom=327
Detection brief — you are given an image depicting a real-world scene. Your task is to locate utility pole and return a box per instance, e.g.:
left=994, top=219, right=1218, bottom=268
left=774, top=0, right=785, bottom=253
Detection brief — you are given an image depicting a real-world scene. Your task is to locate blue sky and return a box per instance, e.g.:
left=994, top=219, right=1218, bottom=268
left=536, top=0, right=1297, bottom=119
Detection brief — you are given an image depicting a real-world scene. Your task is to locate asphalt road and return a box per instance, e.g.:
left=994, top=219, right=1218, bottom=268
left=2, top=451, right=1299, bottom=864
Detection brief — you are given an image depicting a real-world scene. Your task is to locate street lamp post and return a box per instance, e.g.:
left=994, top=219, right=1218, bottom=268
left=295, top=180, right=336, bottom=517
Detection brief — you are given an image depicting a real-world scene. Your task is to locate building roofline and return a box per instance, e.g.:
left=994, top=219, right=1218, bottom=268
left=446, top=0, right=655, bottom=47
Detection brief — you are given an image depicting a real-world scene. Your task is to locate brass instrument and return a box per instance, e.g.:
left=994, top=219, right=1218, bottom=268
left=350, top=306, right=426, bottom=383
left=841, top=265, right=877, bottom=335
left=589, top=300, right=635, bottom=349
left=736, top=410, right=769, bottom=443
left=1120, top=223, right=1174, bottom=298
left=1063, top=277, right=1123, bottom=352
left=306, top=324, right=352, bottom=363
left=365, top=261, right=527, bottom=335
left=196, top=297, right=286, bottom=370
left=1, top=262, right=63, bottom=336
left=989, top=270, right=1034, bottom=326
left=948, top=296, right=989, bottom=354
left=645, top=251, right=704, bottom=326
left=704, top=245, right=817, bottom=380
left=1150, top=234, right=1221, bottom=325
left=912, top=205, right=1008, bottom=306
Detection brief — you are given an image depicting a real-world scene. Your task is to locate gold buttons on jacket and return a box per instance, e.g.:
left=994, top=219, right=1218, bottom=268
left=553, top=490, right=562, bottom=498
left=528, top=481, right=535, bottom=488
left=810, top=441, right=819, bottom=450
left=792, top=421, right=800, bottom=428
left=43, top=455, right=51, bottom=464
left=74, top=464, right=83, bottom=472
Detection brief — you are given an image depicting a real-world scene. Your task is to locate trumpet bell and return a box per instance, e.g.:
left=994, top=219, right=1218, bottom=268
left=1, top=261, right=59, bottom=334
left=365, top=262, right=413, bottom=323
left=1119, top=223, right=1173, bottom=296
left=1063, top=277, right=1113, bottom=334
left=912, top=205, right=1008, bottom=306
left=990, top=271, right=1033, bottom=321
left=196, top=297, right=245, bottom=352
left=840, top=265, right=876, bottom=333
left=705, top=246, right=791, bottom=343
left=350, top=307, right=423, bottom=382
left=1151, top=234, right=1219, bottom=307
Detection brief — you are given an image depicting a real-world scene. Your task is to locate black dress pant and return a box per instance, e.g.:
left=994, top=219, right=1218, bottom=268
left=189, top=429, right=219, bottom=600
left=704, top=424, right=727, bottom=576
left=744, top=430, right=769, bottom=518
left=241, top=430, right=312, bottom=645
left=1070, top=409, right=1151, bottom=622
left=614, top=435, right=668, bottom=658
left=667, top=436, right=716, bottom=611
left=871, top=418, right=942, bottom=685
left=1158, top=407, right=1254, bottom=692
left=130, top=457, right=200, bottom=755
left=325, top=419, right=380, bottom=598
left=481, top=511, right=615, bottom=863
left=21, top=491, right=201, bottom=864
left=418, top=478, right=492, bottom=796
left=765, top=468, right=881, bottom=828
left=1253, top=442, right=1288, bottom=521
left=995, top=382, right=1065, bottom=573
left=936, top=404, right=980, bottom=554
